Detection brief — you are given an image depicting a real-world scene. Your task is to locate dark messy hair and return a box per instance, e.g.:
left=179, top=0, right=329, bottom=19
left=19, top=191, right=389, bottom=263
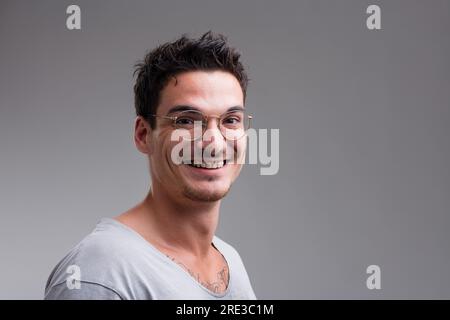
left=133, top=31, right=249, bottom=128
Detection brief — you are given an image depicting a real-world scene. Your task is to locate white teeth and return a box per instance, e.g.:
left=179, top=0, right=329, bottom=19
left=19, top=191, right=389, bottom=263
left=187, top=161, right=225, bottom=169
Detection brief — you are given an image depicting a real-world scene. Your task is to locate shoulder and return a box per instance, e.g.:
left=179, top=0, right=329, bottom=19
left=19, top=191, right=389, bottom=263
left=44, top=218, right=144, bottom=299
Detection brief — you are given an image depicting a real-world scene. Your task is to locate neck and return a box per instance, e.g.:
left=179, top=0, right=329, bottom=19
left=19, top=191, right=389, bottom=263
left=126, top=185, right=221, bottom=259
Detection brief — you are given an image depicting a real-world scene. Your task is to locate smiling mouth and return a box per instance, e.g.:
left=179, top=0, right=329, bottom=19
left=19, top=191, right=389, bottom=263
left=183, top=160, right=228, bottom=169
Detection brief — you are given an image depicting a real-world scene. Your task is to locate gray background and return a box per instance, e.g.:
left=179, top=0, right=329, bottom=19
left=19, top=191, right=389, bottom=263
left=1, top=0, right=449, bottom=299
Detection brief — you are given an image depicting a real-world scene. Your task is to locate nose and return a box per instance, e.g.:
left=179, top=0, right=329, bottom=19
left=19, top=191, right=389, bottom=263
left=201, top=118, right=226, bottom=158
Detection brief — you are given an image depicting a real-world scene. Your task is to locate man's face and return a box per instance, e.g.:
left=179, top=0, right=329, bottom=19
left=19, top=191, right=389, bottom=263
left=148, top=70, right=246, bottom=202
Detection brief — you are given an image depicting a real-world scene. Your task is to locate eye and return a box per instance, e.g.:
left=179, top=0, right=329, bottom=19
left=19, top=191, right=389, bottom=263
left=223, top=115, right=242, bottom=125
left=175, top=117, right=195, bottom=125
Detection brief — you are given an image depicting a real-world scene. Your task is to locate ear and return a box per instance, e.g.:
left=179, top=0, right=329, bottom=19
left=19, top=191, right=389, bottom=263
left=134, top=116, right=153, bottom=155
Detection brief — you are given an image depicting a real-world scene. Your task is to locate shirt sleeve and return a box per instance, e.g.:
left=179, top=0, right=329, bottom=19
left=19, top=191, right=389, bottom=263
left=44, top=281, right=123, bottom=300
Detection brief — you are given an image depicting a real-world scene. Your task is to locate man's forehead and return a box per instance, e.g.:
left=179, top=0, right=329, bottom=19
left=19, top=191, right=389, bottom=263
left=158, top=71, right=244, bottom=114
left=165, top=71, right=241, bottom=94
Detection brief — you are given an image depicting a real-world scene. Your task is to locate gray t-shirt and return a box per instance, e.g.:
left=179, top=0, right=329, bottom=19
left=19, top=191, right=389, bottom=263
left=44, top=218, right=257, bottom=300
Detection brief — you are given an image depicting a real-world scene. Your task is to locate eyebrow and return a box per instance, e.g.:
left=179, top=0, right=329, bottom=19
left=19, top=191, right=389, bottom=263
left=166, top=105, right=245, bottom=115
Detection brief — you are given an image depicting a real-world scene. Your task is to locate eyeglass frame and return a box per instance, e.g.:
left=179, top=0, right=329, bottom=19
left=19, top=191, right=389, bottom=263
left=147, top=109, right=253, bottom=141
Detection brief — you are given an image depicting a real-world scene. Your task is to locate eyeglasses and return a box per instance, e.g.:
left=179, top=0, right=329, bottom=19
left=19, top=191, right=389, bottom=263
left=149, top=109, right=253, bottom=141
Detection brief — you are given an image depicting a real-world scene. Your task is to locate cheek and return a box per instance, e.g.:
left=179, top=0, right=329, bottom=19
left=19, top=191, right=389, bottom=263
left=150, top=131, right=178, bottom=170
left=234, top=139, right=247, bottom=162
left=161, top=141, right=178, bottom=168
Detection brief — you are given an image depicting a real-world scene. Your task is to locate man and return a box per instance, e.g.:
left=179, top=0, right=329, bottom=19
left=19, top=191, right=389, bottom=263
left=44, top=31, right=257, bottom=299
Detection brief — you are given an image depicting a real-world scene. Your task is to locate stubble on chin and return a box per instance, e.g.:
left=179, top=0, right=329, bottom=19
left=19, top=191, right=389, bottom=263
left=181, top=183, right=231, bottom=202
